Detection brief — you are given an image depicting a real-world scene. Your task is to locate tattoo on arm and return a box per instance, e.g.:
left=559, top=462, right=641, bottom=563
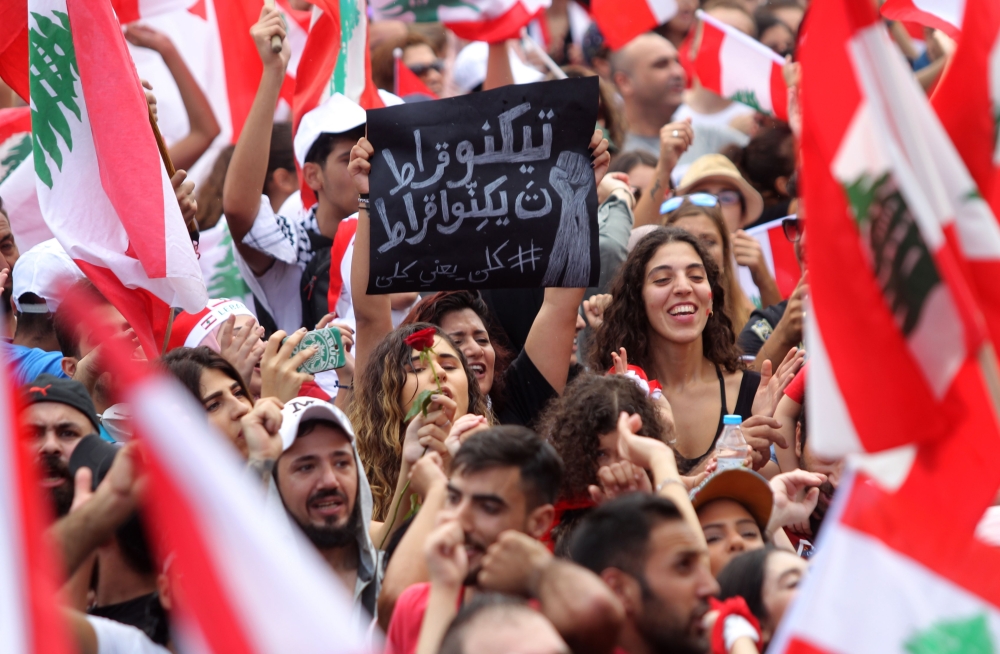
left=249, top=459, right=276, bottom=484
left=650, top=179, right=663, bottom=200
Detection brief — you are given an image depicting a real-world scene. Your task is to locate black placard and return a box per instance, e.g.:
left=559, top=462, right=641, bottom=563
left=366, top=76, right=600, bottom=294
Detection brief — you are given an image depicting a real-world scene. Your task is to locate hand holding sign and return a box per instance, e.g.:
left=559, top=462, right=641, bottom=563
left=365, top=77, right=602, bottom=293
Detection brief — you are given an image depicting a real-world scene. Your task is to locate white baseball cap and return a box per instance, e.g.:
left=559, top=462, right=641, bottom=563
left=12, top=238, right=84, bottom=313
left=452, top=41, right=545, bottom=93
left=293, top=91, right=405, bottom=167
left=279, top=396, right=357, bottom=453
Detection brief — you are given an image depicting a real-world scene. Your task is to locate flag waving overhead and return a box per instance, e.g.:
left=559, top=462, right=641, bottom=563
left=28, top=0, right=206, bottom=357
left=591, top=0, right=677, bottom=50
left=0, top=0, right=29, bottom=102
left=0, top=358, right=76, bottom=653
left=370, top=0, right=551, bottom=43
left=109, top=0, right=197, bottom=24
left=0, top=108, right=32, bottom=184
left=687, top=10, right=788, bottom=120
left=879, top=0, right=964, bottom=39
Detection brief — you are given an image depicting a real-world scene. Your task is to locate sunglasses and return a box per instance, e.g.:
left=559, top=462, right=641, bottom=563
left=660, top=192, right=719, bottom=215
left=782, top=216, right=801, bottom=242
left=408, top=60, right=444, bottom=76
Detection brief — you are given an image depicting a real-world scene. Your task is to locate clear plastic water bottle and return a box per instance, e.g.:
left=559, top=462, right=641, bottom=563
left=716, top=415, right=749, bottom=470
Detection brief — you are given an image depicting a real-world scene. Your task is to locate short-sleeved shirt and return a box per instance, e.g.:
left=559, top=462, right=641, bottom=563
left=783, top=363, right=808, bottom=405
left=2, top=342, right=68, bottom=385
left=232, top=197, right=356, bottom=333
left=384, top=582, right=438, bottom=654
left=737, top=300, right=788, bottom=357
left=86, top=615, right=169, bottom=654
left=495, top=348, right=557, bottom=428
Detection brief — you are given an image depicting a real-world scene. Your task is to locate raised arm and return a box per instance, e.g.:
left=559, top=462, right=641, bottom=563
left=524, top=130, right=610, bottom=394
left=632, top=119, right=693, bottom=229
left=347, top=136, right=394, bottom=376
left=221, top=7, right=289, bottom=273
left=484, top=41, right=515, bottom=90
left=125, top=24, right=221, bottom=171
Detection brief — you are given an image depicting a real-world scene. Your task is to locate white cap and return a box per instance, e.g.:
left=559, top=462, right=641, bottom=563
left=452, top=42, right=545, bottom=93
left=12, top=238, right=84, bottom=313
left=279, top=396, right=357, bottom=453
left=293, top=93, right=368, bottom=167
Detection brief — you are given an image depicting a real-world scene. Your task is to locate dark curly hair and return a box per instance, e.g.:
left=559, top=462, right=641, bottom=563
left=401, top=291, right=513, bottom=402
left=351, top=322, right=492, bottom=520
left=539, top=374, right=666, bottom=502
left=588, top=226, right=744, bottom=375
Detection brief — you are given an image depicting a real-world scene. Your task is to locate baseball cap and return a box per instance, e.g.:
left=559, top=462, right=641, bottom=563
left=279, top=396, right=356, bottom=453
left=689, top=467, right=773, bottom=532
left=12, top=239, right=84, bottom=313
left=23, top=373, right=101, bottom=433
left=167, top=298, right=256, bottom=350
left=452, top=41, right=545, bottom=93
left=675, top=154, right=764, bottom=226
left=294, top=94, right=367, bottom=167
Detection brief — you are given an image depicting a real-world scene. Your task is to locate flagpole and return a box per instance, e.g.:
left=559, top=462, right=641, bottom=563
left=264, top=0, right=283, bottom=52
left=519, top=28, right=567, bottom=80
left=977, top=344, right=1000, bottom=425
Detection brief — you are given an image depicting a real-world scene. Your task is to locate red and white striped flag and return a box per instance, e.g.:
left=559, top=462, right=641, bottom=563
left=0, top=0, right=29, bottom=102
left=591, top=0, right=677, bottom=50
left=0, top=356, right=75, bottom=652
left=371, top=0, right=551, bottom=43
left=880, top=0, right=964, bottom=39
left=736, top=217, right=799, bottom=306
left=0, top=107, right=31, bottom=184
left=28, top=0, right=206, bottom=357
left=687, top=10, right=788, bottom=120
left=110, top=0, right=196, bottom=24
left=0, top=109, right=53, bottom=252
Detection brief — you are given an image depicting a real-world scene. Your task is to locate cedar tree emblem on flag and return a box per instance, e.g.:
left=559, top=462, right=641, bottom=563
left=28, top=11, right=80, bottom=188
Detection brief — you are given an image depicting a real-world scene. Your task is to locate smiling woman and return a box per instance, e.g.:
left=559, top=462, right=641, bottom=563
left=589, top=227, right=763, bottom=474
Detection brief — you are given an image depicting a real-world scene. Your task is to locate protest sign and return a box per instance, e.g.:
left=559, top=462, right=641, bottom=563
left=366, top=76, right=600, bottom=294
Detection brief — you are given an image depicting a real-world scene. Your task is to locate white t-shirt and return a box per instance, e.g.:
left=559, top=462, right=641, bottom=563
left=87, top=616, right=170, bottom=654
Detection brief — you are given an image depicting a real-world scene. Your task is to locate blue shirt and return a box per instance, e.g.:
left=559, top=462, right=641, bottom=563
left=2, top=343, right=68, bottom=386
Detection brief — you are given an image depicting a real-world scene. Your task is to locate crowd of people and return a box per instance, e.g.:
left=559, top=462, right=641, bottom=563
left=0, top=0, right=959, bottom=651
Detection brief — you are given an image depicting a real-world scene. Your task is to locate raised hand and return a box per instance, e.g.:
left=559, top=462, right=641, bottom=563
left=583, top=294, right=612, bottom=330
left=348, top=137, right=374, bottom=195
left=657, top=118, right=693, bottom=178
left=240, top=396, right=285, bottom=464
left=402, top=394, right=458, bottom=467
left=444, top=413, right=489, bottom=458
left=588, top=460, right=653, bottom=504
left=408, top=451, right=448, bottom=502
left=767, top=469, right=826, bottom=535
left=424, top=518, right=469, bottom=589
left=752, top=346, right=804, bottom=418
left=218, top=314, right=266, bottom=387
left=250, top=5, right=290, bottom=71
left=123, top=24, right=173, bottom=53
left=478, top=530, right=553, bottom=597
left=259, top=329, right=316, bottom=402
left=171, top=170, right=197, bottom=227
left=589, top=129, right=611, bottom=186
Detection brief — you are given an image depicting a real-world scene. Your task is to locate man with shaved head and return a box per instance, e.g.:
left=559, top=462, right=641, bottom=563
left=611, top=33, right=687, bottom=157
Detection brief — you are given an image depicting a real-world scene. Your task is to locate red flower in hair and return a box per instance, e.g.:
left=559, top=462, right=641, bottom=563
left=405, top=327, right=437, bottom=352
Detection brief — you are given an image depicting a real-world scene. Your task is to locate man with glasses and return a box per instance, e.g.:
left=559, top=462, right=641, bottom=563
left=738, top=213, right=808, bottom=369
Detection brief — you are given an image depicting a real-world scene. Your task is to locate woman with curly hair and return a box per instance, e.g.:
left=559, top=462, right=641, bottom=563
left=539, top=373, right=667, bottom=552
left=589, top=227, right=798, bottom=475
left=662, top=196, right=755, bottom=332
left=351, top=322, right=491, bottom=525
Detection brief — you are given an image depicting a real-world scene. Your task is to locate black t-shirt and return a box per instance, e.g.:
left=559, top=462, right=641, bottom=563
left=674, top=369, right=761, bottom=474
left=495, top=348, right=557, bottom=428
left=737, top=300, right=788, bottom=357
left=88, top=592, right=169, bottom=645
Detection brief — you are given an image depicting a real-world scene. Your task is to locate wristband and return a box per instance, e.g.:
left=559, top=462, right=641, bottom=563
left=358, top=194, right=370, bottom=210
left=655, top=478, right=684, bottom=494
left=723, top=615, right=760, bottom=652
left=709, top=596, right=762, bottom=654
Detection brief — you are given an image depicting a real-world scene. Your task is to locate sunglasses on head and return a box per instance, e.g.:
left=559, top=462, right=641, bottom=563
left=408, top=60, right=444, bottom=76
left=660, top=192, right=719, bottom=215
left=782, top=216, right=801, bottom=242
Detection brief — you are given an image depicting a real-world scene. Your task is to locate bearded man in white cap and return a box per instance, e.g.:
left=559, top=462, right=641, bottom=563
left=273, top=396, right=383, bottom=622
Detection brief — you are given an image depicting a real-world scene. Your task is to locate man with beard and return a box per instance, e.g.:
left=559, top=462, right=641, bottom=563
left=383, top=427, right=623, bottom=654
left=570, top=494, right=720, bottom=654
left=274, top=396, right=382, bottom=621
left=23, top=374, right=102, bottom=517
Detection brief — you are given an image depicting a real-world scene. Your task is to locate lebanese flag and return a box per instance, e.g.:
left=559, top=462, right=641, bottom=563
left=394, top=50, right=437, bottom=99
left=687, top=10, right=788, bottom=120
left=796, top=0, right=1000, bottom=462
left=370, top=0, right=551, bottom=43
left=880, top=0, right=964, bottom=40
left=931, top=0, right=1000, bottom=219
left=293, top=0, right=383, bottom=208
left=28, top=0, right=206, bottom=358
left=0, top=0, right=29, bottom=103
left=0, top=359, right=76, bottom=652
left=109, top=0, right=196, bottom=24
left=736, top=217, right=799, bottom=306
left=0, top=108, right=31, bottom=184
left=591, top=0, right=677, bottom=50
